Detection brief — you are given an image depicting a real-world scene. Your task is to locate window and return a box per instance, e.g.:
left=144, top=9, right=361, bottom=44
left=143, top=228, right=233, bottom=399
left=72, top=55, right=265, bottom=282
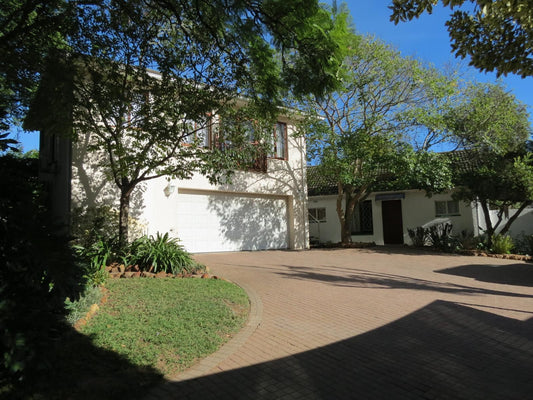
left=435, top=200, right=460, bottom=217
left=351, top=200, right=373, bottom=235
left=182, top=118, right=211, bottom=148
left=270, top=122, right=287, bottom=160
left=309, top=208, right=326, bottom=223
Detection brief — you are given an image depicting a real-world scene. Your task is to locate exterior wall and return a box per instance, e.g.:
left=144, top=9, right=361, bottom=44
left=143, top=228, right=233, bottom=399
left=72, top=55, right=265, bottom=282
left=69, top=118, right=309, bottom=251
left=308, top=195, right=342, bottom=244
left=400, top=191, right=476, bottom=244
left=309, top=190, right=476, bottom=246
left=39, top=132, right=72, bottom=233
left=508, top=207, right=533, bottom=237
left=477, top=206, right=533, bottom=238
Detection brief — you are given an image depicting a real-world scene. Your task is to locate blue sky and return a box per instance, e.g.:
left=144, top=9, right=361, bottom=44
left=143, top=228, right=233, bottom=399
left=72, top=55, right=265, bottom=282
left=14, top=1, right=533, bottom=151
left=345, top=0, right=533, bottom=118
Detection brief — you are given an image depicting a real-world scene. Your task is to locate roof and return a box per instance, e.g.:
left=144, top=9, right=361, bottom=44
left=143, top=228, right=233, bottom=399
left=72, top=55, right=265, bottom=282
left=307, top=166, right=337, bottom=196
left=306, top=150, right=480, bottom=197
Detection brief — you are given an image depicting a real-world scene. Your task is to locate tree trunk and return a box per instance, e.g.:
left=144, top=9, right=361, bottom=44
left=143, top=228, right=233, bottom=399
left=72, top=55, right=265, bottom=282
left=499, top=201, right=532, bottom=236
left=338, top=187, right=359, bottom=244
left=479, top=200, right=495, bottom=248
left=118, top=187, right=133, bottom=250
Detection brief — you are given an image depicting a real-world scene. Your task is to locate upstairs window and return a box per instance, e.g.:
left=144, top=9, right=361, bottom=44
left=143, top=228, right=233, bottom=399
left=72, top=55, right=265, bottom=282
left=435, top=200, right=460, bottom=217
left=270, top=122, right=287, bottom=160
left=182, top=118, right=211, bottom=148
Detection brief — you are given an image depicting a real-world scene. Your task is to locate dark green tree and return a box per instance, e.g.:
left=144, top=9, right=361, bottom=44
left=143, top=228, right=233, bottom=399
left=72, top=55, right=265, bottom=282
left=389, top=0, right=533, bottom=77
left=303, top=29, right=454, bottom=243
left=445, top=82, right=533, bottom=245
left=23, top=0, right=348, bottom=247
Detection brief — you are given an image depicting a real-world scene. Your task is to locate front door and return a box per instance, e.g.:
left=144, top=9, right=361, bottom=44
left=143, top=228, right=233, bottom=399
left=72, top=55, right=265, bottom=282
left=381, top=200, right=404, bottom=244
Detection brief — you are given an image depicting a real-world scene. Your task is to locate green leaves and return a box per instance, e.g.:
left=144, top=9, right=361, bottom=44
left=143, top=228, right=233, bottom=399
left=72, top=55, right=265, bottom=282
left=128, top=233, right=201, bottom=275
left=302, top=24, right=454, bottom=242
left=446, top=81, right=531, bottom=154
left=389, top=0, right=533, bottom=77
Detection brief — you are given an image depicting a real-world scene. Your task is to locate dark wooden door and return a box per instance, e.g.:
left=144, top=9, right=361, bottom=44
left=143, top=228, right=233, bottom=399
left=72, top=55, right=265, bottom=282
left=381, top=200, right=404, bottom=244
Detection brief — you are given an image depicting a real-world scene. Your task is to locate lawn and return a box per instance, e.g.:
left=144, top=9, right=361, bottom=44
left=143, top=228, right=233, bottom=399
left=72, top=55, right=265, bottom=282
left=28, top=277, right=249, bottom=400
left=81, top=278, right=249, bottom=376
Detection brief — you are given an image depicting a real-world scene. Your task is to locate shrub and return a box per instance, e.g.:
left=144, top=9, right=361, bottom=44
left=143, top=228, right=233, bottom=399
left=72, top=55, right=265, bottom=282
left=64, top=285, right=104, bottom=325
left=73, top=236, right=122, bottom=286
left=0, top=154, right=85, bottom=390
left=407, top=226, right=428, bottom=247
left=427, top=223, right=454, bottom=251
left=128, top=233, right=205, bottom=275
left=454, top=230, right=475, bottom=250
left=514, top=233, right=533, bottom=255
left=491, top=234, right=514, bottom=254
left=71, top=205, right=119, bottom=249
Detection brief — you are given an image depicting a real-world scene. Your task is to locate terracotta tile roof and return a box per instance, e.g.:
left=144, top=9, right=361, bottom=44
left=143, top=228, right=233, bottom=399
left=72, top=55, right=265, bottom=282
left=307, top=150, right=479, bottom=196
left=306, top=165, right=337, bottom=196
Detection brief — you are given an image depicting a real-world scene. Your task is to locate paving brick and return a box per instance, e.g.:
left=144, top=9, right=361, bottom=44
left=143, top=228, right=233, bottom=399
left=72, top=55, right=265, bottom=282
left=144, top=248, right=533, bottom=400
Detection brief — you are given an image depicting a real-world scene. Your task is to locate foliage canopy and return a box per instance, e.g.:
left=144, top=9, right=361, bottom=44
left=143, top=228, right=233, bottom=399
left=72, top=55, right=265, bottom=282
left=389, top=0, right=533, bottom=77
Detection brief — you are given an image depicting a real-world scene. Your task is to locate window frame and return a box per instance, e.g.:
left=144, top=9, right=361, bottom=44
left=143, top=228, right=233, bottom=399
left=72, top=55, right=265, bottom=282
left=350, top=200, right=374, bottom=235
left=182, top=116, right=212, bottom=148
left=269, top=122, right=288, bottom=160
left=308, top=207, right=326, bottom=223
left=435, top=200, right=461, bottom=217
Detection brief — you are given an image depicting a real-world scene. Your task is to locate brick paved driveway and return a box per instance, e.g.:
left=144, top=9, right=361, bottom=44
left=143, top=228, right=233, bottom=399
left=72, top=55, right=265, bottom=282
left=146, top=248, right=533, bottom=400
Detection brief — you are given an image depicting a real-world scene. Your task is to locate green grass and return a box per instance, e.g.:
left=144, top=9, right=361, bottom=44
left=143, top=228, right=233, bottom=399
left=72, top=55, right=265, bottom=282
left=81, top=278, right=249, bottom=377
left=64, top=284, right=104, bottom=325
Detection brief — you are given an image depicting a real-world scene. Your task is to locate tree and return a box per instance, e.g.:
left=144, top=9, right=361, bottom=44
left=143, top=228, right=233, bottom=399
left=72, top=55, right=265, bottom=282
left=445, top=82, right=533, bottom=245
left=389, top=0, right=533, bottom=77
left=24, top=0, right=347, bottom=247
left=0, top=0, right=71, bottom=137
left=304, top=31, right=453, bottom=243
left=453, top=150, right=533, bottom=245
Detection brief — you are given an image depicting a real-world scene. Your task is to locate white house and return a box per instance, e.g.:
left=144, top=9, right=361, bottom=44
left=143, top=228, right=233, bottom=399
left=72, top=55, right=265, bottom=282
left=307, top=166, right=533, bottom=246
left=39, top=114, right=310, bottom=253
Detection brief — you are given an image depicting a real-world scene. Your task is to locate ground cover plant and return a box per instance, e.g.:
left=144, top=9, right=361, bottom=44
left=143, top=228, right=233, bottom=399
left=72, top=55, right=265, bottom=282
left=80, top=278, right=249, bottom=377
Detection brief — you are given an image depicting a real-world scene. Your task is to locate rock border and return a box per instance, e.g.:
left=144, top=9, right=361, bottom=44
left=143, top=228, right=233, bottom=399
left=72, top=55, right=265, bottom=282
left=105, top=263, right=222, bottom=280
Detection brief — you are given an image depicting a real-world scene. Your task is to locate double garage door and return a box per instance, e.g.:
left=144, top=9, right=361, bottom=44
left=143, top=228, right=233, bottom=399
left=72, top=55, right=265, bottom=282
left=174, top=190, right=289, bottom=253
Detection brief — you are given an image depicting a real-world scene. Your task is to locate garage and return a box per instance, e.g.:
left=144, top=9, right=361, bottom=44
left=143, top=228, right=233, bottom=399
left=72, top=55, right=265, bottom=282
left=173, top=189, right=289, bottom=253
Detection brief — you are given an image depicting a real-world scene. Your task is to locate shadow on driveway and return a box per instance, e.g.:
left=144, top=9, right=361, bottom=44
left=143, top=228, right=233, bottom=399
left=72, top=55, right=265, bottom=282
left=436, top=263, right=533, bottom=287
left=149, top=300, right=533, bottom=400
left=274, top=264, right=533, bottom=298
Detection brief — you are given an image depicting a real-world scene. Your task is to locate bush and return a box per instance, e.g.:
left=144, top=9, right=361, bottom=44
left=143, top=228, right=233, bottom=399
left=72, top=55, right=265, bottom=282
left=427, top=223, right=454, bottom=251
left=514, top=233, right=533, bottom=255
left=0, top=154, right=85, bottom=391
left=407, top=226, right=428, bottom=247
left=491, top=234, right=514, bottom=254
left=64, top=285, right=104, bottom=325
left=71, top=205, right=119, bottom=249
left=454, top=230, right=475, bottom=250
left=73, top=236, right=124, bottom=286
left=128, top=233, right=205, bottom=275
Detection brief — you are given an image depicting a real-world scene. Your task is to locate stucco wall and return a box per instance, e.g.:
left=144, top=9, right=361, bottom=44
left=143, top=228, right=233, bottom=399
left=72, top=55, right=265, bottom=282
left=477, top=206, right=533, bottom=238
left=309, top=190, right=476, bottom=246
left=70, top=118, right=309, bottom=251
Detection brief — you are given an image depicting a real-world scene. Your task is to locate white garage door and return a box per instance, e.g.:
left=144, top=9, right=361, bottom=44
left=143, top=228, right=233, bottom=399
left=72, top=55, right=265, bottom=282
left=174, top=190, right=289, bottom=253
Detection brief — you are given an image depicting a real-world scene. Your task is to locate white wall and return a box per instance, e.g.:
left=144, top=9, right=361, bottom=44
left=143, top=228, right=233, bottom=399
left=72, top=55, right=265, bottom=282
left=308, top=190, right=476, bottom=245
left=401, top=191, right=476, bottom=244
left=70, top=118, right=310, bottom=251
left=477, top=206, right=533, bottom=238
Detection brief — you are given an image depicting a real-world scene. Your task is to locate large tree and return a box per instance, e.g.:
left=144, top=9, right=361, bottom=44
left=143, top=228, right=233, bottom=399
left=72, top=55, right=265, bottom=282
left=445, top=82, right=533, bottom=244
left=23, top=0, right=347, bottom=246
left=304, top=31, right=453, bottom=243
left=0, top=0, right=71, bottom=149
left=389, top=0, right=533, bottom=77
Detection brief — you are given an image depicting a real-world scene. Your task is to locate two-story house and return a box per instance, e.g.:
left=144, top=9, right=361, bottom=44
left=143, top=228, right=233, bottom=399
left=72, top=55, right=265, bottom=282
left=39, top=112, right=309, bottom=253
